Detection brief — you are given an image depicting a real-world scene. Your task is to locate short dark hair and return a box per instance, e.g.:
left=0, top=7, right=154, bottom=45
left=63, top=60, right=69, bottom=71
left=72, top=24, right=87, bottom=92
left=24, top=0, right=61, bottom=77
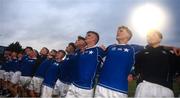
left=78, top=36, right=86, bottom=41
left=25, top=46, right=33, bottom=51
left=51, top=49, right=57, bottom=54
left=87, top=31, right=99, bottom=44
left=42, top=47, right=49, bottom=54
left=69, top=42, right=76, bottom=50
left=34, top=49, right=39, bottom=57
left=7, top=42, right=23, bottom=53
left=58, top=50, right=66, bottom=56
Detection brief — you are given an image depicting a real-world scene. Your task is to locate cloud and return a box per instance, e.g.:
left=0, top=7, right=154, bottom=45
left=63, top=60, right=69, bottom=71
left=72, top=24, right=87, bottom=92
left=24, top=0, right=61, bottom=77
left=0, top=0, right=180, bottom=51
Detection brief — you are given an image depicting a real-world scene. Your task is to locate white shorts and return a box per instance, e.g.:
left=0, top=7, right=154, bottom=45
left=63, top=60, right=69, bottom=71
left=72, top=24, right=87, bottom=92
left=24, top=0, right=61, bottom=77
left=135, top=80, right=174, bottom=97
left=28, top=76, right=44, bottom=93
left=95, top=85, right=127, bottom=98
left=0, top=70, right=5, bottom=79
left=41, top=85, right=53, bottom=97
left=3, top=71, right=14, bottom=81
left=3, top=72, right=10, bottom=81
left=10, top=71, right=21, bottom=84
left=66, top=84, right=94, bottom=98
left=19, top=76, right=32, bottom=87
left=52, top=79, right=69, bottom=97
left=9, top=71, right=14, bottom=79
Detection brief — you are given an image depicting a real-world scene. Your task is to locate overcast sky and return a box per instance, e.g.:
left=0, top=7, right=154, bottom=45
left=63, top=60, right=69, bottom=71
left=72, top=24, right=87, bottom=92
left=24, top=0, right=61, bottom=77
left=0, top=0, right=180, bottom=51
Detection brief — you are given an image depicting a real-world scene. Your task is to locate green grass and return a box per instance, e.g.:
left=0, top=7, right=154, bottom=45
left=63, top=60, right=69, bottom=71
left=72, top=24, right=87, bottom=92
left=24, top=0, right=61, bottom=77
left=173, top=80, right=180, bottom=97
left=128, top=80, right=137, bottom=97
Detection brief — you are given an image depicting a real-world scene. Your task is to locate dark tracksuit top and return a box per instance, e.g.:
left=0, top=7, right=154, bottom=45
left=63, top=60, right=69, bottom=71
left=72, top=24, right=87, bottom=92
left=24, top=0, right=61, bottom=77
left=134, top=46, right=179, bottom=90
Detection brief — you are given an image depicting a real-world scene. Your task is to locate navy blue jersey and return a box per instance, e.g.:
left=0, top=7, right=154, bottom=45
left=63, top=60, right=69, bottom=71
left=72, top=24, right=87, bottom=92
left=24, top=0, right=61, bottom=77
left=6, top=60, right=14, bottom=72
left=59, top=49, right=81, bottom=84
left=71, top=49, right=81, bottom=82
left=130, top=44, right=144, bottom=53
left=11, top=59, right=20, bottom=72
left=38, top=55, right=47, bottom=63
left=129, top=44, right=144, bottom=74
left=2, top=60, right=11, bottom=72
left=35, top=55, right=47, bottom=71
left=2, top=59, right=19, bottom=72
left=0, top=61, right=6, bottom=70
left=98, top=44, right=141, bottom=94
left=21, top=55, right=28, bottom=61
left=43, top=60, right=63, bottom=88
left=20, top=57, right=37, bottom=76
left=59, top=54, right=73, bottom=84
left=73, top=46, right=104, bottom=89
left=0, top=64, right=2, bottom=70
left=34, top=59, right=54, bottom=78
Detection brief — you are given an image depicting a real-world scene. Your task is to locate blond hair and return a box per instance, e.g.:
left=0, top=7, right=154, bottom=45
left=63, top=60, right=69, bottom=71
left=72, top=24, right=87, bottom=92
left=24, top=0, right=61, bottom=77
left=118, top=26, right=132, bottom=40
left=147, top=29, right=163, bottom=39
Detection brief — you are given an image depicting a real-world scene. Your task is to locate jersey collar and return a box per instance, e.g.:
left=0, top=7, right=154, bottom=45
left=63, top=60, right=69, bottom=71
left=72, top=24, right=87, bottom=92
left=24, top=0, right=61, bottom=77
left=86, top=45, right=97, bottom=49
left=116, top=43, right=127, bottom=45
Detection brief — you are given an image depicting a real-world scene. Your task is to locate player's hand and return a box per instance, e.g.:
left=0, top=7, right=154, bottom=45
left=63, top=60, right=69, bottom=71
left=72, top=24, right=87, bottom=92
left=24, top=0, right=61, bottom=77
left=80, top=47, right=86, bottom=52
left=99, top=45, right=106, bottom=51
left=173, top=47, right=180, bottom=56
left=128, top=74, right=133, bottom=82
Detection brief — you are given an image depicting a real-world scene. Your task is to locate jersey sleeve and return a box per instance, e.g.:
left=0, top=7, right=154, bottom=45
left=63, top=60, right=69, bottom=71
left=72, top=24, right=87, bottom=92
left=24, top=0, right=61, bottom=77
left=38, top=59, right=51, bottom=74
left=131, top=44, right=145, bottom=54
left=0, top=63, right=6, bottom=70
left=134, top=51, right=143, bottom=75
left=3, top=61, right=10, bottom=71
left=95, top=47, right=105, bottom=75
left=31, top=59, right=39, bottom=76
left=129, top=66, right=136, bottom=76
left=170, top=52, right=180, bottom=75
left=177, top=56, right=180, bottom=76
left=97, top=47, right=106, bottom=58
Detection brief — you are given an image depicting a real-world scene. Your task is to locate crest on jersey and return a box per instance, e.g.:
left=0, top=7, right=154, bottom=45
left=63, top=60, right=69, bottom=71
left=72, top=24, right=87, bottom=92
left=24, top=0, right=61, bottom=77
left=54, top=62, right=59, bottom=66
left=111, top=47, right=116, bottom=51
left=145, top=52, right=149, bottom=54
left=117, top=48, right=123, bottom=51
left=66, top=57, right=70, bottom=60
left=28, top=60, right=34, bottom=62
left=123, top=48, right=129, bottom=52
left=162, top=50, right=167, bottom=54
left=75, top=53, right=78, bottom=56
left=89, top=51, right=93, bottom=54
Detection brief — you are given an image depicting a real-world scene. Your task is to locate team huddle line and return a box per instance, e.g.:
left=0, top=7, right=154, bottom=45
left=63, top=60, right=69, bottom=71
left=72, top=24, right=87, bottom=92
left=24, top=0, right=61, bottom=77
left=0, top=26, right=180, bottom=98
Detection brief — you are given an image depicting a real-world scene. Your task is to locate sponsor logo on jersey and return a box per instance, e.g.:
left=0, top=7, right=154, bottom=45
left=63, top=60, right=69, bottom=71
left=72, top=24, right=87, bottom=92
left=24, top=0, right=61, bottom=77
left=162, top=50, right=167, bottom=54
left=145, top=52, right=149, bottom=54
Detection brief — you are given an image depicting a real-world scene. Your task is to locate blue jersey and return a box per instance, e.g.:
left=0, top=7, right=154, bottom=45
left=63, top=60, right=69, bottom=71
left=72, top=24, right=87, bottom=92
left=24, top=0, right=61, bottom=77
left=59, top=53, right=78, bottom=84
left=21, top=55, right=28, bottom=61
left=2, top=59, right=19, bottom=72
left=34, top=59, right=54, bottom=78
left=98, top=44, right=143, bottom=94
left=2, top=60, right=11, bottom=72
left=130, top=44, right=144, bottom=53
left=43, top=60, right=63, bottom=88
left=39, top=55, right=47, bottom=63
left=11, top=59, right=20, bottom=72
left=71, top=49, right=81, bottom=82
left=20, top=57, right=37, bottom=76
left=59, top=54, right=73, bottom=84
left=73, top=46, right=104, bottom=89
